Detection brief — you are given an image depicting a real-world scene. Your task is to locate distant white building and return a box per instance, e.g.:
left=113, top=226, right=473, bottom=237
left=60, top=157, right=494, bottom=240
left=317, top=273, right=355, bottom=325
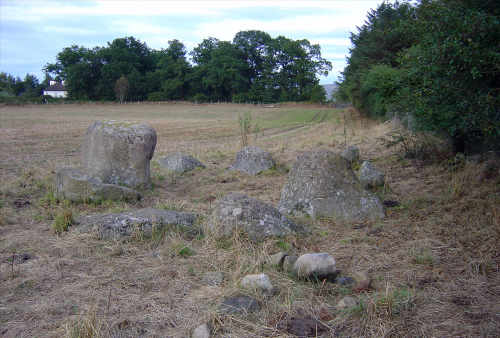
left=43, top=80, right=67, bottom=98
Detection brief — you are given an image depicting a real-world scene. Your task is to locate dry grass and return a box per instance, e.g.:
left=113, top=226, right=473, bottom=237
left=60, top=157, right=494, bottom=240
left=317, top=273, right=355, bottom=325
left=0, top=103, right=499, bottom=337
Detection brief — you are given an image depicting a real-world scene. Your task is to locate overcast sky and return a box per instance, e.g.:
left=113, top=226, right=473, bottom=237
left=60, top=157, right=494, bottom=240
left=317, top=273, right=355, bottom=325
left=1, top=0, right=390, bottom=85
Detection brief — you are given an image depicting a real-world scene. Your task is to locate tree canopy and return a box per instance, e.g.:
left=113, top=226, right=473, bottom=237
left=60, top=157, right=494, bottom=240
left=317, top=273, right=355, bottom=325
left=338, top=0, right=500, bottom=153
left=41, top=32, right=332, bottom=103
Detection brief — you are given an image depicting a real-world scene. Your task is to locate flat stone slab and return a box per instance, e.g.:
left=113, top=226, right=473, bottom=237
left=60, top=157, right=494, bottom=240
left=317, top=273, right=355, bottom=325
left=158, top=153, right=205, bottom=173
left=75, top=208, right=197, bottom=239
left=219, top=296, right=260, bottom=314
left=55, top=167, right=141, bottom=202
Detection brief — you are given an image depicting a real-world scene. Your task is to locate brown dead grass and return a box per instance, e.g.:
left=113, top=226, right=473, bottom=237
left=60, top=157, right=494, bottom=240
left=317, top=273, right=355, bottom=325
left=0, top=103, right=499, bottom=337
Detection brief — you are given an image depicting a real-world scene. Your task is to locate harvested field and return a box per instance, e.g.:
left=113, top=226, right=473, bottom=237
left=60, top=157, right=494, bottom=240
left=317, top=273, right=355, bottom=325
left=0, top=103, right=499, bottom=337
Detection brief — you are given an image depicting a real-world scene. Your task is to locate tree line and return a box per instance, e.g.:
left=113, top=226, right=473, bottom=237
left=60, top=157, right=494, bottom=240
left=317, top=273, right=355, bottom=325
left=29, top=31, right=330, bottom=103
left=337, top=0, right=499, bottom=152
left=0, top=72, right=52, bottom=99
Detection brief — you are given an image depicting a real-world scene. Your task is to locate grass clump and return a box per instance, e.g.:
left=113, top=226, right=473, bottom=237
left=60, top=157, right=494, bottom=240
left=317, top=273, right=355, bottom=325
left=53, top=209, right=75, bottom=233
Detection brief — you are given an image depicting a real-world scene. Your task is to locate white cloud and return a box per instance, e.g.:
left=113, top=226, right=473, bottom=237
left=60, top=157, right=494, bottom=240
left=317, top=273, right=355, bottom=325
left=309, top=39, right=351, bottom=46
left=112, top=21, right=173, bottom=35
left=41, top=26, right=95, bottom=35
left=321, top=52, right=349, bottom=59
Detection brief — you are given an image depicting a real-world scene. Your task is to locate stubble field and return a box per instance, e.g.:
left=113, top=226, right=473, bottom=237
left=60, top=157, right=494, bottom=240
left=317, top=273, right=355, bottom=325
left=0, top=103, right=499, bottom=337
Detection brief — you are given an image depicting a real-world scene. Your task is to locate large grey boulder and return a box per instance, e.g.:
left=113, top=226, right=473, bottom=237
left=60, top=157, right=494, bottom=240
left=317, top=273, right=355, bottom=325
left=208, top=193, right=308, bottom=241
left=278, top=149, right=385, bottom=221
left=55, top=167, right=141, bottom=202
left=75, top=208, right=197, bottom=239
left=292, top=253, right=338, bottom=281
left=358, top=161, right=385, bottom=189
left=227, top=146, right=276, bottom=175
left=82, top=120, right=157, bottom=190
left=158, top=152, right=205, bottom=173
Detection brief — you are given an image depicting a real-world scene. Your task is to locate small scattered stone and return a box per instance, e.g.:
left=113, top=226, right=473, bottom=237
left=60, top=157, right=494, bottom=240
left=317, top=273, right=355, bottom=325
left=158, top=152, right=205, bottom=173
left=341, top=145, right=360, bottom=163
left=283, top=255, right=299, bottom=274
left=332, top=276, right=356, bottom=286
left=353, top=280, right=372, bottom=293
left=336, top=297, right=358, bottom=309
left=288, top=317, right=328, bottom=337
left=292, top=253, right=338, bottom=281
left=466, top=154, right=482, bottom=166
left=219, top=296, right=260, bottom=314
left=240, top=274, right=272, bottom=292
left=267, top=252, right=287, bottom=267
left=192, top=324, right=210, bottom=338
left=480, top=163, right=495, bottom=171
left=226, top=146, right=276, bottom=175
left=352, top=271, right=370, bottom=283
left=358, top=161, right=385, bottom=189
left=455, top=152, right=466, bottom=160
left=202, top=272, right=224, bottom=286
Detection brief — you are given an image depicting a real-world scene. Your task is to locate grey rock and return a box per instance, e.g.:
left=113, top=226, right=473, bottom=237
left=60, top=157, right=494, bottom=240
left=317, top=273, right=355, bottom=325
left=202, top=272, right=224, bottom=286
left=208, top=193, right=309, bottom=241
left=352, top=271, right=370, bottom=283
left=75, top=208, right=196, bottom=239
left=480, top=163, right=495, bottom=171
left=336, top=297, right=358, bottom=309
left=267, top=252, right=287, bottom=267
left=455, top=152, right=466, bottom=160
left=341, top=145, right=360, bottom=163
left=283, top=255, right=299, bottom=274
left=219, top=296, right=260, bottom=314
left=292, top=253, right=338, bottom=281
left=192, top=324, right=210, bottom=338
left=466, top=154, right=482, bottom=166
left=333, top=276, right=356, bottom=286
left=158, top=152, right=205, bottom=173
left=358, top=161, right=385, bottom=189
left=55, top=167, right=141, bottom=202
left=82, top=120, right=157, bottom=190
left=278, top=149, right=385, bottom=221
left=240, top=274, right=272, bottom=292
left=227, top=146, right=276, bottom=175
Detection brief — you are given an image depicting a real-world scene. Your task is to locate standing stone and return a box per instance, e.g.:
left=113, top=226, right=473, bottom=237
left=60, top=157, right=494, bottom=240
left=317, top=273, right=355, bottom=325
left=82, top=120, right=157, bottom=190
left=358, top=161, right=385, bottom=189
left=158, top=152, right=205, bottom=173
left=278, top=149, right=385, bottom=221
left=227, top=146, right=276, bottom=175
left=208, top=193, right=309, bottom=241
